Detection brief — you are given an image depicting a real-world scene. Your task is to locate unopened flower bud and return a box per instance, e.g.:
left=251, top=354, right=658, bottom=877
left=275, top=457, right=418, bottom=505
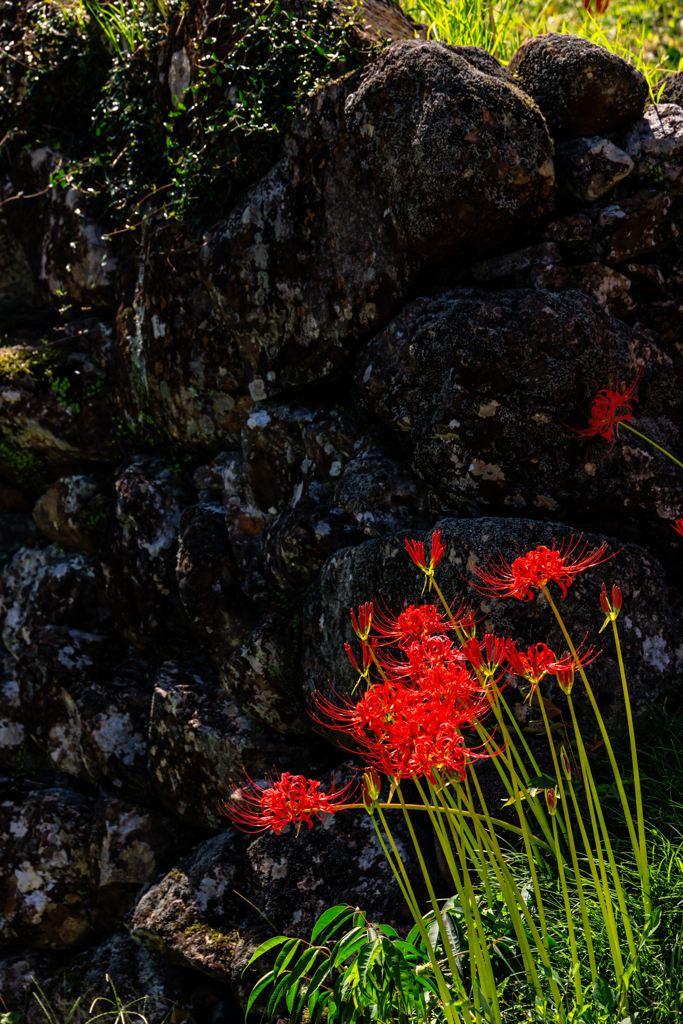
left=545, top=787, right=558, bottom=816
left=599, top=582, right=622, bottom=633
left=560, top=746, right=571, bottom=781
left=362, top=769, right=381, bottom=814
left=350, top=602, right=373, bottom=641
left=554, top=653, right=575, bottom=695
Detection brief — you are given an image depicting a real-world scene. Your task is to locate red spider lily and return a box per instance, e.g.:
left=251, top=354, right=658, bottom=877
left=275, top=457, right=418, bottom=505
left=221, top=772, right=356, bottom=834
left=560, top=746, right=572, bottom=781
left=371, top=602, right=455, bottom=647
left=583, top=0, right=609, bottom=13
left=345, top=638, right=376, bottom=681
left=673, top=520, right=683, bottom=538
left=599, top=582, right=622, bottom=634
left=405, top=529, right=447, bottom=573
left=350, top=602, right=373, bottom=640
left=572, top=368, right=643, bottom=448
left=463, top=633, right=508, bottom=678
left=470, top=537, right=612, bottom=601
left=545, top=787, right=558, bottom=816
left=506, top=641, right=558, bottom=689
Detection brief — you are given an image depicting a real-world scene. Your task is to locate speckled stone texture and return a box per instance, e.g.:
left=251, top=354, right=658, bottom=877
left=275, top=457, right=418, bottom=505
left=301, top=519, right=676, bottom=730
left=354, top=288, right=682, bottom=550
left=507, top=32, right=648, bottom=140
left=554, top=136, right=634, bottom=202
left=148, top=658, right=328, bottom=828
left=198, top=40, right=553, bottom=408
left=15, top=626, right=152, bottom=792
left=616, top=104, right=683, bottom=188
left=0, top=544, right=109, bottom=658
left=99, top=455, right=196, bottom=656
left=32, top=473, right=111, bottom=556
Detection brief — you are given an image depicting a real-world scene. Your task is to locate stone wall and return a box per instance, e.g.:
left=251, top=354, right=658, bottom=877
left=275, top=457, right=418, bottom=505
left=2, top=11, right=683, bottom=1020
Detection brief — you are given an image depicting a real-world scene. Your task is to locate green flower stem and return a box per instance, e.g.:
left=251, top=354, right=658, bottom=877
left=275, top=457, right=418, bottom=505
left=343, top=803, right=550, bottom=847
left=543, top=587, right=648, bottom=901
left=372, top=805, right=466, bottom=1024
left=557, top=775, right=598, bottom=980
left=395, top=786, right=488, bottom=1021
left=420, top=778, right=500, bottom=1013
left=611, top=614, right=649, bottom=908
left=498, top=692, right=543, bottom=778
left=453, top=771, right=546, bottom=1000
left=620, top=421, right=683, bottom=471
left=566, top=694, right=633, bottom=967
left=551, top=810, right=583, bottom=1005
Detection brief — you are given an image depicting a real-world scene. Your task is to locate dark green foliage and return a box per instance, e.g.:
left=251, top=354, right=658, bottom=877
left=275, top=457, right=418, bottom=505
left=0, top=0, right=377, bottom=231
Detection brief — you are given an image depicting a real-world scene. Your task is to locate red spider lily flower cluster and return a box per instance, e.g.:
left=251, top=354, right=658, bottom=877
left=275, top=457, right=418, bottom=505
left=405, top=529, right=447, bottom=591
left=572, top=368, right=643, bottom=448
left=471, top=537, right=612, bottom=601
left=221, top=772, right=356, bottom=834
left=506, top=640, right=597, bottom=696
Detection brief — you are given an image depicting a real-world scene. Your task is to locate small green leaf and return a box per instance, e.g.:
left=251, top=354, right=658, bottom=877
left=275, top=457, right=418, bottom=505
left=311, top=905, right=354, bottom=943
left=245, top=970, right=275, bottom=1017
left=593, top=975, right=618, bottom=1013
left=274, top=937, right=301, bottom=974
left=247, top=935, right=290, bottom=967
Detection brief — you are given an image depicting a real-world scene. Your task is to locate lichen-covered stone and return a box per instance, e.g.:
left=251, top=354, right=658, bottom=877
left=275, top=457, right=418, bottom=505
left=334, top=442, right=431, bottom=537
left=354, top=288, right=682, bottom=548
left=176, top=503, right=253, bottom=666
left=99, top=456, right=196, bottom=656
left=148, top=659, right=325, bottom=829
left=529, top=262, right=632, bottom=312
left=616, top=104, right=683, bottom=188
left=15, top=626, right=152, bottom=792
left=661, top=72, right=683, bottom=108
left=0, top=779, right=96, bottom=952
left=199, top=41, right=553, bottom=407
left=507, top=33, right=648, bottom=139
left=32, top=472, right=111, bottom=556
left=0, top=320, right=118, bottom=491
left=0, top=544, right=109, bottom=658
left=220, top=613, right=311, bottom=734
left=301, top=519, right=675, bottom=731
left=554, top=136, right=633, bottom=201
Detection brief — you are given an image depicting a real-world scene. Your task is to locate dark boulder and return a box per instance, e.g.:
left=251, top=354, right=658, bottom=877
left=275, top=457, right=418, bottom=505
left=32, top=472, right=112, bottom=556
left=99, top=456, right=196, bottom=656
left=354, top=287, right=682, bottom=549
left=199, top=40, right=554, bottom=407
left=615, top=104, right=683, bottom=189
left=554, top=135, right=633, bottom=202
left=507, top=33, right=648, bottom=139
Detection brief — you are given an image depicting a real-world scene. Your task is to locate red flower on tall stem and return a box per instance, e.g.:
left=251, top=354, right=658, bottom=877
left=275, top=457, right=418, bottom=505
left=372, top=602, right=456, bottom=647
left=405, top=529, right=446, bottom=573
left=470, top=537, right=612, bottom=601
left=221, top=772, right=355, bottom=834
left=583, top=0, right=609, bottom=13
left=572, top=368, right=643, bottom=448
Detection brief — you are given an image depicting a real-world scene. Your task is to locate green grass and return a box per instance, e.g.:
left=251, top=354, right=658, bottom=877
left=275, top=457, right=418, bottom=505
left=398, top=0, right=683, bottom=93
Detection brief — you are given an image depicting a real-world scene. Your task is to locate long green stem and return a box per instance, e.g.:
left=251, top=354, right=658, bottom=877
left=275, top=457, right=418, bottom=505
left=611, top=615, right=649, bottom=909
left=620, top=421, right=683, bottom=470
left=551, top=811, right=582, bottom=1005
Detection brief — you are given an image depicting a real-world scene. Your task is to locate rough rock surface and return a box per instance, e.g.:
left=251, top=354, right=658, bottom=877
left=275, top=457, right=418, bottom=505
left=0, top=214, right=45, bottom=327
left=661, top=72, right=683, bottom=108
left=616, top=104, right=683, bottom=188
left=354, top=287, right=682, bottom=546
left=507, top=33, right=648, bottom=139
left=470, top=242, right=561, bottom=283
left=199, top=41, right=554, bottom=407
left=16, top=626, right=152, bottom=792
left=587, top=190, right=678, bottom=264
left=176, top=503, right=253, bottom=666
left=554, top=136, right=634, bottom=201
left=0, top=545, right=109, bottom=658
left=301, top=518, right=675, bottom=728
left=148, top=659, right=327, bottom=828
left=99, top=456, right=196, bottom=656
left=0, top=320, right=118, bottom=491
left=528, top=262, right=632, bottom=311
left=32, top=472, right=111, bottom=556
left=220, top=613, right=311, bottom=734
left=131, top=795, right=432, bottom=999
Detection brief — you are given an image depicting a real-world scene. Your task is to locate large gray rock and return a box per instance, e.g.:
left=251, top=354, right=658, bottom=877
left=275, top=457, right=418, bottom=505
left=15, top=626, right=152, bottom=793
left=301, top=520, right=675, bottom=734
left=354, top=287, right=682, bottom=548
left=0, top=777, right=185, bottom=954
left=99, top=456, right=196, bottom=656
left=198, top=41, right=553, bottom=409
left=0, top=544, right=109, bottom=658
left=508, top=33, right=648, bottom=139
left=176, top=503, right=253, bottom=666
left=616, top=104, right=683, bottom=188
left=148, top=659, right=328, bottom=829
